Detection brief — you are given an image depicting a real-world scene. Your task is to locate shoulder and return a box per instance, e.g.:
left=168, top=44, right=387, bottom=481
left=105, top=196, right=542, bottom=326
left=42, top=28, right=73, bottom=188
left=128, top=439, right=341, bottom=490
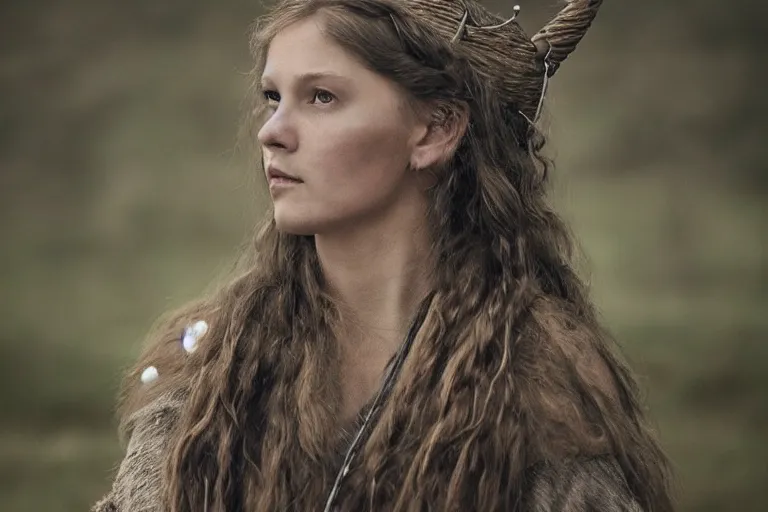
left=94, top=312, right=213, bottom=511
left=93, top=389, right=188, bottom=512
left=524, top=456, right=644, bottom=511
left=510, top=297, right=674, bottom=511
left=118, top=311, right=214, bottom=432
left=511, top=296, right=632, bottom=462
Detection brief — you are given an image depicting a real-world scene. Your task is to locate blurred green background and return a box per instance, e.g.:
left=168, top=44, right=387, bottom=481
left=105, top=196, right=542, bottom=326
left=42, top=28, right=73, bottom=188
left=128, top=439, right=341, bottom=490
left=1, top=0, right=765, bottom=510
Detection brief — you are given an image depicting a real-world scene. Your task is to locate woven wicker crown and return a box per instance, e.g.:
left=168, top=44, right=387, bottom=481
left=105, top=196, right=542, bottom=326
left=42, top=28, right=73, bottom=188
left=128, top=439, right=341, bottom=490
left=405, top=0, right=605, bottom=120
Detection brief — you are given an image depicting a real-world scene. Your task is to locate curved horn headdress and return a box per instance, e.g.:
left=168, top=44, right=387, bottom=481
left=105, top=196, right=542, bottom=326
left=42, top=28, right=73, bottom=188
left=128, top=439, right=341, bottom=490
left=531, top=0, right=605, bottom=77
left=407, top=0, right=606, bottom=122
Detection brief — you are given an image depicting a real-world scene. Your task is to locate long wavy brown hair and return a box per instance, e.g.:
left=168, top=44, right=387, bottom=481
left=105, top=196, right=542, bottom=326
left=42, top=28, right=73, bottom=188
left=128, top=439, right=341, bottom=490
left=116, top=1, right=674, bottom=510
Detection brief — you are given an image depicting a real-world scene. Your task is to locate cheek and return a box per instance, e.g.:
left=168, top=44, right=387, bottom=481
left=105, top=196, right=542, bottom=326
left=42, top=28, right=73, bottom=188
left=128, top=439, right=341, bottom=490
left=272, top=102, right=416, bottom=234
left=310, top=115, right=411, bottom=192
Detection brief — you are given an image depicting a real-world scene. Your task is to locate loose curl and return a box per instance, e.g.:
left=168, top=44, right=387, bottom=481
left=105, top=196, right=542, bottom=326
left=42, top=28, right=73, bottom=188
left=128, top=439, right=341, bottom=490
left=116, top=1, right=674, bottom=510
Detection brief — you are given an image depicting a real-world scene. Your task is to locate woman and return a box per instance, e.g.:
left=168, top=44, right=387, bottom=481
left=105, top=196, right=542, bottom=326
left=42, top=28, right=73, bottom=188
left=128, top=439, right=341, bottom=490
left=94, top=0, right=674, bottom=510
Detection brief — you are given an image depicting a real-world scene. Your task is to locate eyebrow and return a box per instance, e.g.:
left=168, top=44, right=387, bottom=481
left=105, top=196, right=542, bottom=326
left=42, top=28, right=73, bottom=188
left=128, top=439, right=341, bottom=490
left=260, top=71, right=350, bottom=88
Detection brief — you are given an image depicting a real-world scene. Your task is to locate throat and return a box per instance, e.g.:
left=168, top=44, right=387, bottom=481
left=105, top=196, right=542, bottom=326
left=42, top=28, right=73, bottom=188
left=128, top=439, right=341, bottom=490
left=337, top=340, right=397, bottom=425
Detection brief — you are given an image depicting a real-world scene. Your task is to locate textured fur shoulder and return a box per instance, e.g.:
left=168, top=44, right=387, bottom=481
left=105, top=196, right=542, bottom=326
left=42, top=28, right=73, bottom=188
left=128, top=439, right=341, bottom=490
left=525, top=456, right=643, bottom=511
left=92, top=390, right=187, bottom=512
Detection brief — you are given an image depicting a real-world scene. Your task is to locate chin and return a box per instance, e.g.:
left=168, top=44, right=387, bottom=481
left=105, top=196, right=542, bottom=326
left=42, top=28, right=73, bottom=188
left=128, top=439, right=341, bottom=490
left=273, top=203, right=361, bottom=236
left=273, top=212, right=320, bottom=236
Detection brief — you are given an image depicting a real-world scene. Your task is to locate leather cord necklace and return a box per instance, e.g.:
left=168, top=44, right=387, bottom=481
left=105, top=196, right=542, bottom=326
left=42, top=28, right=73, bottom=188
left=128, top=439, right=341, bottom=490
left=322, top=292, right=435, bottom=512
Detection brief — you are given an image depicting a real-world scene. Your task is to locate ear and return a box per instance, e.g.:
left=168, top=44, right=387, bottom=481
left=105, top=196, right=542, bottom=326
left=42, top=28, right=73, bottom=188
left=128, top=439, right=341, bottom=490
left=409, top=101, right=469, bottom=172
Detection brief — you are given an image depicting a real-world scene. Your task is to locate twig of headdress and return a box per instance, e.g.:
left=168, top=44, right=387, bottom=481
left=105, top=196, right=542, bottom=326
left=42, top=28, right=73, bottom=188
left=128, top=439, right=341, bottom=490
left=450, top=2, right=549, bottom=125
left=447, top=0, right=605, bottom=127
left=451, top=3, right=521, bottom=43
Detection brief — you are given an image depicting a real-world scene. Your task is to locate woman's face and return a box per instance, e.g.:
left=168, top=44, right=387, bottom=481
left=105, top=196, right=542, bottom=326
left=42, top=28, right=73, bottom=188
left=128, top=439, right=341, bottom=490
left=258, top=16, right=428, bottom=236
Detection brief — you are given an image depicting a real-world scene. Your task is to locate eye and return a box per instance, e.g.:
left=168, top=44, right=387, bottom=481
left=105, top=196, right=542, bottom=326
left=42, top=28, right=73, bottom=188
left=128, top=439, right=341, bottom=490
left=263, top=89, right=280, bottom=103
left=312, top=88, right=336, bottom=105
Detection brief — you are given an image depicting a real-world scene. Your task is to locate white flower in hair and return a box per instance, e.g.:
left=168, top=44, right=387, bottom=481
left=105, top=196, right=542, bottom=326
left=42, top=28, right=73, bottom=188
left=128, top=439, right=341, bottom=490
left=141, top=366, right=159, bottom=384
left=182, top=320, right=209, bottom=353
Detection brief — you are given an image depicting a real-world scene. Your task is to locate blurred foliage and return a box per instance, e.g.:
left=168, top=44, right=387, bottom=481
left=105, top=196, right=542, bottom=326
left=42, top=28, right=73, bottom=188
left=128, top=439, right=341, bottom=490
left=0, top=1, right=765, bottom=511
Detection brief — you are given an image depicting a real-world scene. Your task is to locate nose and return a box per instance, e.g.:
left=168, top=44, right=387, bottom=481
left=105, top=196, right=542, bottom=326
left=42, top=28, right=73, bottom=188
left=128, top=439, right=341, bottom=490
left=257, top=106, right=298, bottom=153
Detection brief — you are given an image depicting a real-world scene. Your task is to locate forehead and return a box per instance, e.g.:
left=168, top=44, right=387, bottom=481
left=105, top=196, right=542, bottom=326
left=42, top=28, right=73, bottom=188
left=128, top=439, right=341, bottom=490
left=261, top=16, right=361, bottom=83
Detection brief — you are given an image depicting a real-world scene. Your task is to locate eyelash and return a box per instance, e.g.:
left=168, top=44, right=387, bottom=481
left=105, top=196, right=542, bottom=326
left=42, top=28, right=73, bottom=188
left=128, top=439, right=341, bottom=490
left=262, top=88, right=336, bottom=105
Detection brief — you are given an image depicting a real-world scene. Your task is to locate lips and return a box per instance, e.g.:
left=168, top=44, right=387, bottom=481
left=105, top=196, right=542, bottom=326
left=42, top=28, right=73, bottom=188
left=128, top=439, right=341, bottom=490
left=267, top=165, right=302, bottom=182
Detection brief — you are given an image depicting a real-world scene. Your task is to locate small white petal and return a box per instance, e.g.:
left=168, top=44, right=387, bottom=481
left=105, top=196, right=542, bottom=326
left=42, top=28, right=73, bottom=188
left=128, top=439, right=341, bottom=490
left=180, top=320, right=208, bottom=354
left=182, top=333, right=198, bottom=353
left=141, top=366, right=159, bottom=384
left=191, top=320, right=209, bottom=338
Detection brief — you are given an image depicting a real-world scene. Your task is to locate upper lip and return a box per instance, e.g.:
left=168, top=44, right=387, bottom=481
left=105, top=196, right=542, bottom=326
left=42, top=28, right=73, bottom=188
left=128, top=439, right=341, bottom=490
left=267, top=165, right=302, bottom=182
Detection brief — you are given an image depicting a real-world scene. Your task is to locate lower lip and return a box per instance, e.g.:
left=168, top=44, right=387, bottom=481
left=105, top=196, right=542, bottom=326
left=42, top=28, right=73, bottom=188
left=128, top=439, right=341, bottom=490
left=269, top=176, right=302, bottom=188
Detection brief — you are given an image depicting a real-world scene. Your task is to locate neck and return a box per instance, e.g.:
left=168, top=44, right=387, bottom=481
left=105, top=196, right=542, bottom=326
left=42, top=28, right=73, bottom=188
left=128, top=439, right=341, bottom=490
left=316, top=212, right=434, bottom=346
left=315, top=201, right=434, bottom=420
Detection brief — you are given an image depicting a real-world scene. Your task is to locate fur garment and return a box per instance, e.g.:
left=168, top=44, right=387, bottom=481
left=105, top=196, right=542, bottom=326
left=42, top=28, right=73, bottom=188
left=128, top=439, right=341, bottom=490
left=93, top=389, right=643, bottom=511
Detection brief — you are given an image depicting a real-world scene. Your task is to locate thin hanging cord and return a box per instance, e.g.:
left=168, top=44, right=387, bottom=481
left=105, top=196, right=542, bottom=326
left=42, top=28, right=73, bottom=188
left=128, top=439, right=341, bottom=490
left=520, top=42, right=552, bottom=126
left=203, top=477, right=209, bottom=512
left=322, top=292, right=435, bottom=512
